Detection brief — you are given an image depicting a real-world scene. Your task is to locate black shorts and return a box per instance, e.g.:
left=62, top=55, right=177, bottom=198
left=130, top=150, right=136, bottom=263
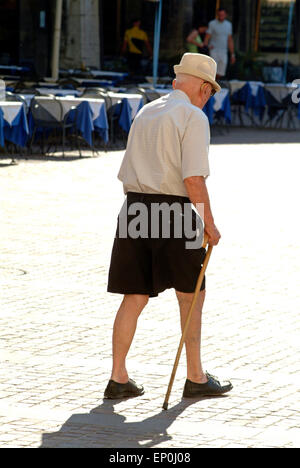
left=107, top=192, right=206, bottom=298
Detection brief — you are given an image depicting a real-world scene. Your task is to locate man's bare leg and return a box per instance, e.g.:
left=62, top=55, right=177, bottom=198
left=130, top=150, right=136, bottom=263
left=176, top=290, right=208, bottom=384
left=111, top=294, right=149, bottom=383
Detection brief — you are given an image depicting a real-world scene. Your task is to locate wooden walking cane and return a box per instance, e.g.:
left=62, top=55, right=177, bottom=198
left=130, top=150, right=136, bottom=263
left=163, top=235, right=213, bottom=410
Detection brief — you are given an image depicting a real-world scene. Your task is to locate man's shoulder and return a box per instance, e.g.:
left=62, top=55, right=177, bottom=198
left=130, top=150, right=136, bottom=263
left=168, top=94, right=209, bottom=125
left=167, top=93, right=206, bottom=121
left=137, top=93, right=208, bottom=123
left=190, top=106, right=209, bottom=125
left=140, top=94, right=167, bottom=111
left=223, top=20, right=233, bottom=33
left=177, top=101, right=209, bottom=129
left=210, top=19, right=232, bottom=29
left=208, top=19, right=217, bottom=28
left=134, top=95, right=167, bottom=120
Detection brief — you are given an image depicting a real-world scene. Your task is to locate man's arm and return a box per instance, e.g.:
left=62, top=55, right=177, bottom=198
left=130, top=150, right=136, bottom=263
left=203, top=33, right=212, bottom=48
left=184, top=176, right=221, bottom=246
left=228, top=35, right=236, bottom=64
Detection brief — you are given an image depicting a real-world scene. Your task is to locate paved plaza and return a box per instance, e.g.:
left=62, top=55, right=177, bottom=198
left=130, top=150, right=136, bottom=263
left=0, top=128, right=299, bottom=448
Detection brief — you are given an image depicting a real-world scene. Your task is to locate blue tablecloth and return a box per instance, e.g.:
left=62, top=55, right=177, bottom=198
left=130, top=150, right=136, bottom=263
left=203, top=92, right=232, bottom=124
left=81, top=80, right=117, bottom=88
left=0, top=65, right=30, bottom=75
left=118, top=98, right=144, bottom=133
left=0, top=111, right=3, bottom=147
left=0, top=105, right=29, bottom=148
left=232, top=83, right=266, bottom=120
left=73, top=101, right=109, bottom=145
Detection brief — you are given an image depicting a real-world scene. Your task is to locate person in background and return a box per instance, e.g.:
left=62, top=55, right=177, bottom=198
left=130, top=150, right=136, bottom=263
left=186, top=23, right=209, bottom=55
left=121, top=18, right=152, bottom=75
left=204, top=8, right=236, bottom=80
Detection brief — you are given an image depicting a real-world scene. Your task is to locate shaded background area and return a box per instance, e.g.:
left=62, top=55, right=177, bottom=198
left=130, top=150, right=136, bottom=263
left=0, top=0, right=300, bottom=79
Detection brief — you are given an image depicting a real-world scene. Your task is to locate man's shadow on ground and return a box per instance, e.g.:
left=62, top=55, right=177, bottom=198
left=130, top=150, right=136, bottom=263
left=40, top=395, right=226, bottom=448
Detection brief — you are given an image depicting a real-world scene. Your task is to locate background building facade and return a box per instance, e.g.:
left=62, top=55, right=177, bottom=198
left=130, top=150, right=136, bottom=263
left=0, top=0, right=299, bottom=78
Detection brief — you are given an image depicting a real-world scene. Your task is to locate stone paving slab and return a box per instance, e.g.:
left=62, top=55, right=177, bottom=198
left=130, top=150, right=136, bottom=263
left=0, top=134, right=300, bottom=448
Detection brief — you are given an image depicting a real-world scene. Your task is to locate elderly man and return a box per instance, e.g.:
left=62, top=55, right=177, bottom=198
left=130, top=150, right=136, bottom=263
left=104, top=53, right=233, bottom=400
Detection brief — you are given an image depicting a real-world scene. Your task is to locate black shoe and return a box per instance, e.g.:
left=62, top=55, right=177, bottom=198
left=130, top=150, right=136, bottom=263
left=104, top=379, right=145, bottom=399
left=183, top=373, right=233, bottom=398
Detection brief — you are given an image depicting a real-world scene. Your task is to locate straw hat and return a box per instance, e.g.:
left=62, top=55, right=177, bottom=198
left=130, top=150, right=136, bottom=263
left=174, top=53, right=221, bottom=93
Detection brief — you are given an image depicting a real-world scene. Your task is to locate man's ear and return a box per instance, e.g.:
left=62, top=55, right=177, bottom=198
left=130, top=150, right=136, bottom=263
left=172, top=79, right=176, bottom=90
left=202, top=82, right=211, bottom=97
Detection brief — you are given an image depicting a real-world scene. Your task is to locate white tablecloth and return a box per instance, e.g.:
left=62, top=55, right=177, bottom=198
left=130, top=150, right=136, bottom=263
left=36, top=88, right=81, bottom=97
left=229, top=80, right=264, bottom=97
left=66, top=69, right=127, bottom=79
left=59, top=97, right=105, bottom=120
left=213, top=89, right=230, bottom=112
left=34, top=96, right=106, bottom=121
left=264, top=83, right=298, bottom=101
left=0, top=101, right=23, bottom=125
left=229, top=80, right=299, bottom=102
left=18, top=94, right=35, bottom=107
left=90, top=70, right=128, bottom=79
left=108, top=93, right=143, bottom=120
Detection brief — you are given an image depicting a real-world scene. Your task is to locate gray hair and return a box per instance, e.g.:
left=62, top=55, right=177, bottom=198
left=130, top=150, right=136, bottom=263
left=175, top=73, right=203, bottom=86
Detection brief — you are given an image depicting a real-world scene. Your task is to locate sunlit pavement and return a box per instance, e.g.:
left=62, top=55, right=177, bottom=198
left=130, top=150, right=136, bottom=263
left=0, top=128, right=299, bottom=448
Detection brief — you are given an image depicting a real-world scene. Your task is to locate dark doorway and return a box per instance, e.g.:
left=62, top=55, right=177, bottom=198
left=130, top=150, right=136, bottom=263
left=19, top=0, right=52, bottom=77
left=0, top=0, right=19, bottom=64
left=102, top=0, right=128, bottom=56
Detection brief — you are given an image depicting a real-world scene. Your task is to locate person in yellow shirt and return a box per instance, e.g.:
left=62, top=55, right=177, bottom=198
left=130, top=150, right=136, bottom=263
left=122, top=19, right=152, bottom=75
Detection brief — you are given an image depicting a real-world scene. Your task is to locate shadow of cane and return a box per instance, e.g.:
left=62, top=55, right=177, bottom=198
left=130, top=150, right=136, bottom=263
left=39, top=396, right=223, bottom=448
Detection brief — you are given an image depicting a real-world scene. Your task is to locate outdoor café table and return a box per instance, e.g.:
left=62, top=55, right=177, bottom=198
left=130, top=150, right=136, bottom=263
left=36, top=88, right=81, bottom=97
left=229, top=80, right=266, bottom=122
left=66, top=70, right=128, bottom=85
left=30, top=96, right=109, bottom=146
left=67, top=69, right=127, bottom=79
left=264, top=83, right=298, bottom=102
left=0, top=101, right=29, bottom=148
left=16, top=94, right=35, bottom=109
left=264, top=83, right=300, bottom=127
left=37, top=82, right=59, bottom=88
left=90, top=70, right=128, bottom=81
left=61, top=97, right=109, bottom=144
left=107, top=92, right=144, bottom=133
left=0, top=65, right=30, bottom=75
left=75, top=78, right=117, bottom=88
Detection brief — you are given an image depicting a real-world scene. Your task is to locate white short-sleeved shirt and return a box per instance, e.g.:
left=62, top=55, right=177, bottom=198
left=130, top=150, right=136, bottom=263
left=118, top=90, right=210, bottom=198
left=207, top=19, right=232, bottom=52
